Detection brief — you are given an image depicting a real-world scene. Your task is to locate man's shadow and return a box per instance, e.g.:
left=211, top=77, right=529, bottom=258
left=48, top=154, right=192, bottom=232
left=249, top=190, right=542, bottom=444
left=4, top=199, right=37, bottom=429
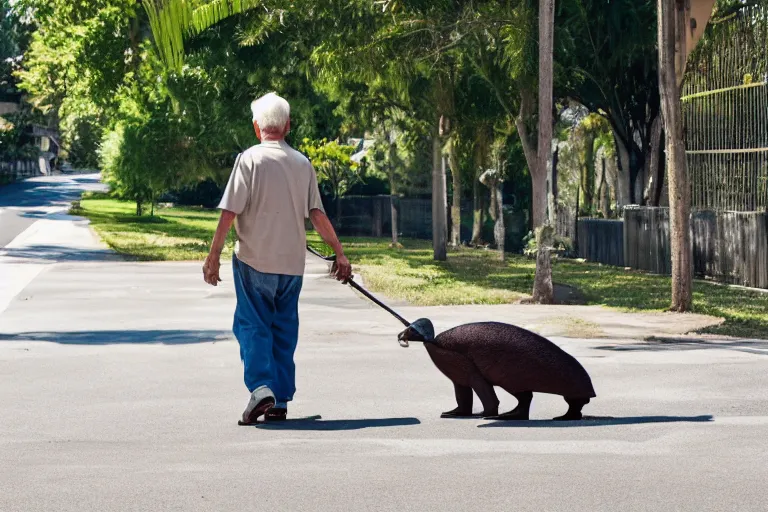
left=241, top=416, right=421, bottom=431
left=477, top=414, right=714, bottom=428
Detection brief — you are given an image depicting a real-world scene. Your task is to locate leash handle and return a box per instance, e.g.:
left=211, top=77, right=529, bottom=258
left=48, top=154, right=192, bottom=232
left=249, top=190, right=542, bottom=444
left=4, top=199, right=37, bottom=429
left=306, top=244, right=335, bottom=262
left=306, top=245, right=411, bottom=328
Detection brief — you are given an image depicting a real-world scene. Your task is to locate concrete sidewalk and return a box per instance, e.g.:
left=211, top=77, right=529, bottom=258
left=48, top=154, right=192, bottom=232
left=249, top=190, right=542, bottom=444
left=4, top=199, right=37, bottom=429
left=0, top=174, right=112, bottom=315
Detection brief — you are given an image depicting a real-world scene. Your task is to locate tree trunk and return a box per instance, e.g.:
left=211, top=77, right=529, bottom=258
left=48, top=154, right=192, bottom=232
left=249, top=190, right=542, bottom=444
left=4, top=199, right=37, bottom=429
left=335, top=193, right=342, bottom=227
left=644, top=114, right=665, bottom=206
left=532, top=225, right=555, bottom=304
left=581, top=133, right=596, bottom=214
left=493, top=183, right=505, bottom=261
left=575, top=183, right=580, bottom=249
left=613, top=131, right=631, bottom=209
left=514, top=92, right=539, bottom=230
left=388, top=145, right=401, bottom=247
left=531, top=170, right=548, bottom=231
left=432, top=125, right=448, bottom=261
left=515, top=91, right=537, bottom=178
left=658, top=0, right=692, bottom=312
left=551, top=145, right=559, bottom=204
left=548, top=144, right=559, bottom=227
left=471, top=174, right=484, bottom=245
left=532, top=0, right=555, bottom=304
left=448, top=136, right=462, bottom=246
left=389, top=176, right=400, bottom=247
left=600, top=158, right=612, bottom=218
left=390, top=196, right=399, bottom=247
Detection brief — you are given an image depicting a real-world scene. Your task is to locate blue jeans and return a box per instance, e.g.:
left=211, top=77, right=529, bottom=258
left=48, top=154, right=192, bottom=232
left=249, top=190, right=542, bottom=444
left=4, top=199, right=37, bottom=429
left=232, top=254, right=303, bottom=402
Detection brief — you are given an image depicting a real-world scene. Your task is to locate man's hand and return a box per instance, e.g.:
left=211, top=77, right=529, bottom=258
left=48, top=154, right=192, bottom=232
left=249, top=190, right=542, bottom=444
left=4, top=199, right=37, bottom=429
left=203, top=210, right=236, bottom=287
left=332, top=253, right=352, bottom=282
left=309, top=209, right=351, bottom=282
left=203, top=253, right=222, bottom=286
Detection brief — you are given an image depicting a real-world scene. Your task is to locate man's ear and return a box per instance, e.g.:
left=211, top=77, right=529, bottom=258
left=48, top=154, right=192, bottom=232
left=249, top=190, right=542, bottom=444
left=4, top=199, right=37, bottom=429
left=253, top=121, right=261, bottom=141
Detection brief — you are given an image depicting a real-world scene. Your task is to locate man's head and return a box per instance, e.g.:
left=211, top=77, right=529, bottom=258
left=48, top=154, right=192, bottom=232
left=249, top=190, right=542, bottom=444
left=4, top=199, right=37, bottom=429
left=250, top=92, right=291, bottom=141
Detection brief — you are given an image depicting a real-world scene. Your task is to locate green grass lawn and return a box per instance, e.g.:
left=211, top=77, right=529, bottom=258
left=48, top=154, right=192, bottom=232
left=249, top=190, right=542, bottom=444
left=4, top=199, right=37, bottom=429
left=76, top=196, right=237, bottom=261
left=78, top=197, right=768, bottom=339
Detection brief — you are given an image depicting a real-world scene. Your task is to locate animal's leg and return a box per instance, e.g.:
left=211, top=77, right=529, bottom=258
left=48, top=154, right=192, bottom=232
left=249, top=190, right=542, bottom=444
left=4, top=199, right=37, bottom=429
left=440, top=383, right=476, bottom=418
left=470, top=375, right=499, bottom=417
left=426, top=345, right=488, bottom=418
left=485, top=391, right=533, bottom=420
left=553, top=397, right=590, bottom=421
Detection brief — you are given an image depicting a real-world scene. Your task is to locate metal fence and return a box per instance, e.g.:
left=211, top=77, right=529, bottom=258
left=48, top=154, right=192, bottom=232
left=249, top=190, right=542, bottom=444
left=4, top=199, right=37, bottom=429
left=324, top=195, right=435, bottom=239
left=683, top=4, right=768, bottom=212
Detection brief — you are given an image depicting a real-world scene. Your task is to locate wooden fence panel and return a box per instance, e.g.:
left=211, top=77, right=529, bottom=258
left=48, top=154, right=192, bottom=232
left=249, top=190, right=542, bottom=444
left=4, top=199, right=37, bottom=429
left=706, top=211, right=768, bottom=288
left=577, top=219, right=624, bottom=267
left=625, top=207, right=768, bottom=288
left=623, top=207, right=672, bottom=275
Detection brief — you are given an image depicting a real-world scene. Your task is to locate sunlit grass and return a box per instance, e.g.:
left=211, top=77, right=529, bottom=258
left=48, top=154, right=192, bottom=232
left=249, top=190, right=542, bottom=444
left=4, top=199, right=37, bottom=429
left=307, top=233, right=768, bottom=339
left=79, top=197, right=768, bottom=339
left=78, top=197, right=235, bottom=261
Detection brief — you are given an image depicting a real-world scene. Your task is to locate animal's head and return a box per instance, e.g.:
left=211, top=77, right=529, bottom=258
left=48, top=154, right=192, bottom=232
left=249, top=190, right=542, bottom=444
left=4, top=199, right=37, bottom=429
left=397, top=318, right=435, bottom=346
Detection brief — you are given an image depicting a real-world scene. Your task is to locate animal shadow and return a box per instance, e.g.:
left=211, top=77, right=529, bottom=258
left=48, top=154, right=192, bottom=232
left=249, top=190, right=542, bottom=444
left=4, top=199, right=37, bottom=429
left=477, top=414, right=714, bottom=428
left=242, top=416, right=421, bottom=431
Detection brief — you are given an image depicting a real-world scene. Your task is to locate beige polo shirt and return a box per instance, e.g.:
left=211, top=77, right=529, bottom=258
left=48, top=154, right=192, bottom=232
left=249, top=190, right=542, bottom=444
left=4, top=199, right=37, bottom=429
left=218, top=140, right=325, bottom=276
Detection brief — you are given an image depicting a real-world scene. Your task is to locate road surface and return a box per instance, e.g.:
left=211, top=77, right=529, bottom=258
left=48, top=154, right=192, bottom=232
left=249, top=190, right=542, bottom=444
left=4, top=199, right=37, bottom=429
left=1, top=176, right=767, bottom=512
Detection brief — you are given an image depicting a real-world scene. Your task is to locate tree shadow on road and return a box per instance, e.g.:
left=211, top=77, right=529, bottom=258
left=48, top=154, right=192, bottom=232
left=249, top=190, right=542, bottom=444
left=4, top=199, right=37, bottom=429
left=0, top=329, right=232, bottom=345
left=245, top=416, right=421, bottom=431
left=596, top=338, right=768, bottom=355
left=478, top=415, right=714, bottom=428
left=1, top=245, right=122, bottom=263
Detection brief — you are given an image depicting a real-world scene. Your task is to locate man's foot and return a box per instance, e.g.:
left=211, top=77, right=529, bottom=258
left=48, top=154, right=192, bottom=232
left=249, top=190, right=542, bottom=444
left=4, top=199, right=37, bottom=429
left=238, top=386, right=275, bottom=425
left=265, top=401, right=288, bottom=422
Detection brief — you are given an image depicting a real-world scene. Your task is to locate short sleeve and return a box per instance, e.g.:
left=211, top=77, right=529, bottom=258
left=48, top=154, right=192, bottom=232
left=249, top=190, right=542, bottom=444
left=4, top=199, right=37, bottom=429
left=218, top=153, right=250, bottom=215
left=307, top=163, right=325, bottom=217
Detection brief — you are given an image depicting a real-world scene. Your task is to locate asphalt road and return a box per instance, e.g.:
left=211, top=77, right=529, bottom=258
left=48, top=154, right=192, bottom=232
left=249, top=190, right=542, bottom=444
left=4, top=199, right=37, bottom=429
left=0, top=173, right=104, bottom=247
left=1, top=176, right=767, bottom=512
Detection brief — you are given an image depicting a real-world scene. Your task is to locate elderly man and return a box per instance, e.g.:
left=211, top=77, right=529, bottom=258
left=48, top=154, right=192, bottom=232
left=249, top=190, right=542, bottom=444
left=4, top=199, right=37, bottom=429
left=203, top=92, right=351, bottom=424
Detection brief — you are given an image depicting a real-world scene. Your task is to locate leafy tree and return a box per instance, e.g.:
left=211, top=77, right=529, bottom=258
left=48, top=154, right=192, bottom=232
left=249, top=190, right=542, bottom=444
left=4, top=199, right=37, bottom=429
left=558, top=0, right=661, bottom=207
left=299, top=138, right=361, bottom=225
left=366, top=123, right=410, bottom=247
left=15, top=0, right=139, bottom=167
left=0, top=0, right=29, bottom=100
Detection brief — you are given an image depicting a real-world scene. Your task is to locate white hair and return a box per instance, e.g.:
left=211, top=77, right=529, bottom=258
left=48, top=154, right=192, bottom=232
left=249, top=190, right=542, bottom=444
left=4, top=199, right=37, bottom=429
left=250, top=92, right=290, bottom=132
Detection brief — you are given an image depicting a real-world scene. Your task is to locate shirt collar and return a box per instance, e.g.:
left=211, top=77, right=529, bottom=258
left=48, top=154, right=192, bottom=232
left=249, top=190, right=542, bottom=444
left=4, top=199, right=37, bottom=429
left=259, top=139, right=286, bottom=147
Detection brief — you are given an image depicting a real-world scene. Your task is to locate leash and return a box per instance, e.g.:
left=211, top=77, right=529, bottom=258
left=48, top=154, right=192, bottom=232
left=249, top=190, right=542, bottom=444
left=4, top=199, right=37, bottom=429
left=306, top=245, right=412, bottom=330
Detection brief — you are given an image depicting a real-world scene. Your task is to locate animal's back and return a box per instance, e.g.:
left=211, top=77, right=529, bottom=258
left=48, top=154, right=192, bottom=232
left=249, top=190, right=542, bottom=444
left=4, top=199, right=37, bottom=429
left=434, top=322, right=596, bottom=398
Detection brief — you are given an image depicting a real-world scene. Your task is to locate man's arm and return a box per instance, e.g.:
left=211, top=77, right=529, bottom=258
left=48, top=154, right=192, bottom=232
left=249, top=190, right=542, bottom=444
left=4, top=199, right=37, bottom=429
left=203, top=209, right=236, bottom=286
left=309, top=208, right=352, bottom=281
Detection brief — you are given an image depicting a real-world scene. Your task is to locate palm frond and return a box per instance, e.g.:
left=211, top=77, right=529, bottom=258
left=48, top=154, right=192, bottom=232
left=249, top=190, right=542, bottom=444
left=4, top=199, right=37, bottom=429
left=143, top=0, right=264, bottom=70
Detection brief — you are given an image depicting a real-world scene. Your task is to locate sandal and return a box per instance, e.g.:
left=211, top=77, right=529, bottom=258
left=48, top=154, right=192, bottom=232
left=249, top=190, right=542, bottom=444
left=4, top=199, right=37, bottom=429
left=265, top=406, right=287, bottom=422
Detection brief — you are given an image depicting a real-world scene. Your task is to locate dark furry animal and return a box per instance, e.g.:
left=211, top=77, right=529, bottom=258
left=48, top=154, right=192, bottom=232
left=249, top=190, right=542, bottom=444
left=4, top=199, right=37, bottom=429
left=398, top=319, right=596, bottom=420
